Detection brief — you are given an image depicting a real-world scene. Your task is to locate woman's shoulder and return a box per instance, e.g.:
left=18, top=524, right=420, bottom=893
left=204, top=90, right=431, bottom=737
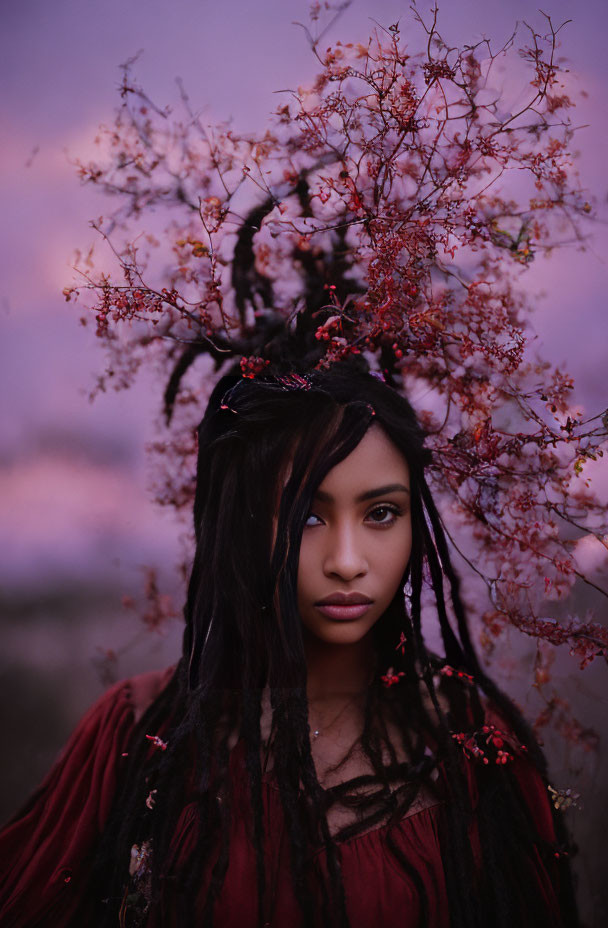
left=0, top=665, right=177, bottom=925
left=65, top=662, right=177, bottom=732
left=127, top=663, right=177, bottom=723
left=0, top=664, right=176, bottom=839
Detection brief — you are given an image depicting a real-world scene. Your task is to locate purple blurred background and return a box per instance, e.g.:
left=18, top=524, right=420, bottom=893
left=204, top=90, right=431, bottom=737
left=1, top=1, right=606, bottom=922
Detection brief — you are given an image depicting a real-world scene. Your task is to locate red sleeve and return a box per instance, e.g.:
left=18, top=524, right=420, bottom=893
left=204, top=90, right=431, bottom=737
left=0, top=678, right=136, bottom=928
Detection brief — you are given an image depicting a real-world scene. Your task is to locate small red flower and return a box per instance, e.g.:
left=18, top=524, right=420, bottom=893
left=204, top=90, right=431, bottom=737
left=381, top=667, right=406, bottom=687
left=145, top=734, right=168, bottom=752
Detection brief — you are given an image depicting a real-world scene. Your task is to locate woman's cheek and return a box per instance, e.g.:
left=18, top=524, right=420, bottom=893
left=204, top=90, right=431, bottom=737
left=380, top=525, right=412, bottom=587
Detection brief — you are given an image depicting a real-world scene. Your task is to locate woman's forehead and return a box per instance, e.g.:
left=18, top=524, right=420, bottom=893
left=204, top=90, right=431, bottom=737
left=315, top=425, right=409, bottom=500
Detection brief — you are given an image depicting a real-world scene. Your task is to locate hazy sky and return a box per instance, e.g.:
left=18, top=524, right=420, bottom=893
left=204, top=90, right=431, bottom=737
left=1, top=0, right=607, bottom=590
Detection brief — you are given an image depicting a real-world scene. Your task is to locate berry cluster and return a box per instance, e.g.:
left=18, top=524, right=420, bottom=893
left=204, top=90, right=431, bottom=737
left=451, top=723, right=527, bottom=766
left=240, top=355, right=270, bottom=379
left=439, top=664, right=475, bottom=685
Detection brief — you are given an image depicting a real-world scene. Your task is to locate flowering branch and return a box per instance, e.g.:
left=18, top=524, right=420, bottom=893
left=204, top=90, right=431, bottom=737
left=67, top=3, right=606, bottom=746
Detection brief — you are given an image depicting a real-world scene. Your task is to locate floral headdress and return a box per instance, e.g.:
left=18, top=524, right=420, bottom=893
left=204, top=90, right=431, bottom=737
left=68, top=4, right=607, bottom=748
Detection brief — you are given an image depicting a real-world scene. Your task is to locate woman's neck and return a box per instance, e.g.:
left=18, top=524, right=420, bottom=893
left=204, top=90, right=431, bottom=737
left=303, top=628, right=376, bottom=708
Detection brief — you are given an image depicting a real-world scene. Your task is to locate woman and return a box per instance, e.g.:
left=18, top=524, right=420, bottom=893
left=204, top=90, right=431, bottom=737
left=0, top=365, right=579, bottom=927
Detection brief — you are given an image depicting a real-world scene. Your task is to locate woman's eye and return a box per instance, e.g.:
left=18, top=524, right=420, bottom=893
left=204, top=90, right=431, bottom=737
left=305, top=506, right=403, bottom=528
left=366, top=505, right=401, bottom=525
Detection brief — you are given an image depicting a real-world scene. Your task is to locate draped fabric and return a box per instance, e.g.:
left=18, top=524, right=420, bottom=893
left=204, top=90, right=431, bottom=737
left=0, top=670, right=564, bottom=927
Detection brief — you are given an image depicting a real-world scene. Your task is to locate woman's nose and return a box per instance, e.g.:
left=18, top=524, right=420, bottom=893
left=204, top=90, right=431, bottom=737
left=323, top=525, right=368, bottom=581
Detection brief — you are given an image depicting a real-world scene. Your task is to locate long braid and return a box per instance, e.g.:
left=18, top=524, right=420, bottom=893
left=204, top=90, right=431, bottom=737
left=175, top=692, right=219, bottom=917
left=296, top=693, right=350, bottom=928
left=417, top=495, right=466, bottom=671
left=385, top=828, right=431, bottom=925
left=200, top=705, right=235, bottom=927
left=241, top=688, right=267, bottom=928
left=397, top=487, right=486, bottom=928
left=269, top=687, right=317, bottom=926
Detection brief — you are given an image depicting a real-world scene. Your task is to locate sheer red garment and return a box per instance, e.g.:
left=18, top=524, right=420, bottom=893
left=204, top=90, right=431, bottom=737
left=0, top=669, right=565, bottom=927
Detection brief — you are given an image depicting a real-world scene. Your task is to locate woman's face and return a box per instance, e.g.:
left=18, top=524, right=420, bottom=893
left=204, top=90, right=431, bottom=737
left=297, top=423, right=412, bottom=647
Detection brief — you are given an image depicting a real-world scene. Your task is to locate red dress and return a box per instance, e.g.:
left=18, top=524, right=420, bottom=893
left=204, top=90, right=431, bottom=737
left=0, top=670, right=565, bottom=927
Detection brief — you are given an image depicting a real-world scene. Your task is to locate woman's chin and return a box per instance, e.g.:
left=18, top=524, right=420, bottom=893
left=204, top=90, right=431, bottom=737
left=302, top=616, right=377, bottom=647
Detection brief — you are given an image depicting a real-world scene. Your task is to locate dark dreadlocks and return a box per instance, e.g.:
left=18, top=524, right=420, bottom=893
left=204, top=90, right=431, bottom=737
left=86, top=365, right=579, bottom=928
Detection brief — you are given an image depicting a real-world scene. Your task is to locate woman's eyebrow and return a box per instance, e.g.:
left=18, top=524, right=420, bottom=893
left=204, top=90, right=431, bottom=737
left=314, top=484, right=410, bottom=503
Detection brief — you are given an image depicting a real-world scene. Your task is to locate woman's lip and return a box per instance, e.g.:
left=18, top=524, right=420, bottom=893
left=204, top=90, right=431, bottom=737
left=315, top=603, right=373, bottom=620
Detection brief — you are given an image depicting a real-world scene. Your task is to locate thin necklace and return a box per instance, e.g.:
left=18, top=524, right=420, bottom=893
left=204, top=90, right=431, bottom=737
left=261, top=693, right=362, bottom=774
left=310, top=694, right=361, bottom=740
